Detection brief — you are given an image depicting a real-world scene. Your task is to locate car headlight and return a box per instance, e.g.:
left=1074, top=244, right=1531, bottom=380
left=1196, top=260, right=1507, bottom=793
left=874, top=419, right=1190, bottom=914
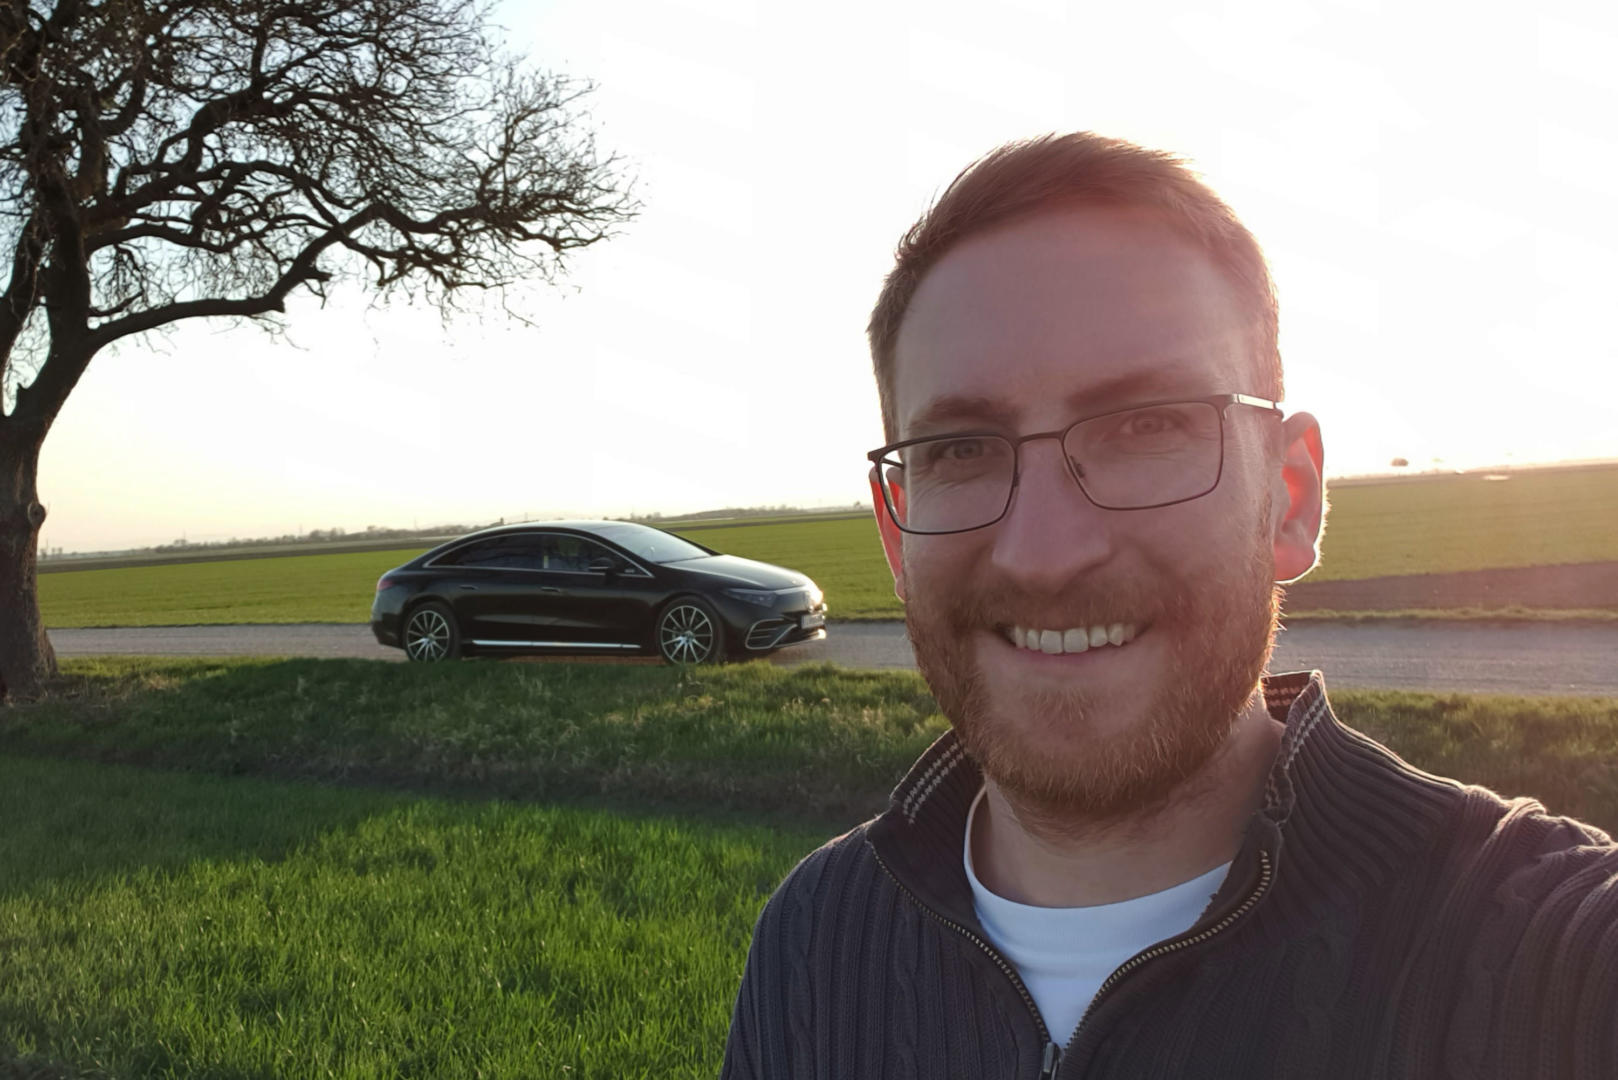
left=723, top=587, right=779, bottom=608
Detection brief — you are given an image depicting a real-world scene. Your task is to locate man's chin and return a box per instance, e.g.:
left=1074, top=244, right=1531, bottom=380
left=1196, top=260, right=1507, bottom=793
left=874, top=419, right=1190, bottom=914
left=942, top=620, right=1263, bottom=822
left=961, top=667, right=1195, bottom=819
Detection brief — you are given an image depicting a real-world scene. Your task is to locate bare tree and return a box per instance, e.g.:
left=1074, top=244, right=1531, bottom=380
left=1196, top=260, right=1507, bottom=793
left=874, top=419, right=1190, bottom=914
left=0, top=0, right=635, bottom=699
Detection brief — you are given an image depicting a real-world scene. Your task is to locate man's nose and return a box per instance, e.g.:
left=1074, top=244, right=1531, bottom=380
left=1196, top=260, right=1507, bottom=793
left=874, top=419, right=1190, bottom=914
left=986, top=436, right=1116, bottom=591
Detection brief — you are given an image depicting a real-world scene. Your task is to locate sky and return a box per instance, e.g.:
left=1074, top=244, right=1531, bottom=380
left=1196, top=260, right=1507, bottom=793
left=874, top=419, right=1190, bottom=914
left=31, top=0, right=1618, bottom=553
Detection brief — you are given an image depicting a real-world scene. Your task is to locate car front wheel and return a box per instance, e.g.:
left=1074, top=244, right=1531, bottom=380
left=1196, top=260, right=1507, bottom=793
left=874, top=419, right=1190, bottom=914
left=657, top=598, right=723, bottom=665
left=404, top=601, right=461, bottom=662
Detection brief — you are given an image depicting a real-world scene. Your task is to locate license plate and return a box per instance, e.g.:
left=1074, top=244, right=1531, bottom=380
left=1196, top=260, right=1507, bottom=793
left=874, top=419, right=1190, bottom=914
left=800, top=613, right=825, bottom=630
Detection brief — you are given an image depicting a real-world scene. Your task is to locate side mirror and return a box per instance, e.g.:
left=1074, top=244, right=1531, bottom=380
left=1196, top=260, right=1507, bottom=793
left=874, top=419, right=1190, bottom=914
left=587, top=556, right=617, bottom=574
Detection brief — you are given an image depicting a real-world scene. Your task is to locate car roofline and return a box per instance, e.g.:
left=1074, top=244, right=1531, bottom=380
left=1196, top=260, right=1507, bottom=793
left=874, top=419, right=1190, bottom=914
left=411, top=523, right=664, bottom=576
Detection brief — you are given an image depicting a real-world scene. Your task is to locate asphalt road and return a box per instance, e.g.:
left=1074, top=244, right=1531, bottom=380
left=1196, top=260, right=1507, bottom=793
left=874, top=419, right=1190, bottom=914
left=47, top=620, right=1618, bottom=696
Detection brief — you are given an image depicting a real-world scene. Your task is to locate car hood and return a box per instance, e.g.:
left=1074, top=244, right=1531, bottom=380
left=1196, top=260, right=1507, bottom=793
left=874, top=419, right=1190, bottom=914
left=667, top=554, right=810, bottom=590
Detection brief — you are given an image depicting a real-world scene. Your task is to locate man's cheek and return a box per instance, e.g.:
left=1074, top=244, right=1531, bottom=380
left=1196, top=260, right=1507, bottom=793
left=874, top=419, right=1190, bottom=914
left=906, top=537, right=975, bottom=591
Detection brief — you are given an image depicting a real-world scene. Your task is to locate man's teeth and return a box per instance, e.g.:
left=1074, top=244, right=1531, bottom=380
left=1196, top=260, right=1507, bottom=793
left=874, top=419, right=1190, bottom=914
left=1006, top=623, right=1139, bottom=654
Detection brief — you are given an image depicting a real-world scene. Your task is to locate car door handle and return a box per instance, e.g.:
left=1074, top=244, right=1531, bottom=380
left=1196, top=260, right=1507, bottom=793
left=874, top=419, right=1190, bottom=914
left=539, top=586, right=563, bottom=594
left=458, top=585, right=478, bottom=591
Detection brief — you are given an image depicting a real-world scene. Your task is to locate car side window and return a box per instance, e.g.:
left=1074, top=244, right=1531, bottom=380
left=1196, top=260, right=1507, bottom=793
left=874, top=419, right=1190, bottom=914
left=537, top=534, right=589, bottom=573
left=443, top=535, right=545, bottom=570
left=535, top=534, right=626, bottom=573
left=435, top=538, right=495, bottom=567
left=576, top=538, right=619, bottom=572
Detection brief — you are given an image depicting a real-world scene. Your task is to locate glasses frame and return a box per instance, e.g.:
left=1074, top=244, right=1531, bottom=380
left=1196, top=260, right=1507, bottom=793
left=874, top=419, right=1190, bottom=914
left=867, top=393, right=1284, bottom=535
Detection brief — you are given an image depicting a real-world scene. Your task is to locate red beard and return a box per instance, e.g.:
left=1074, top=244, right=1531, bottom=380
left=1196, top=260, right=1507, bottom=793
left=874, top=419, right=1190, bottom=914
left=905, top=538, right=1281, bottom=829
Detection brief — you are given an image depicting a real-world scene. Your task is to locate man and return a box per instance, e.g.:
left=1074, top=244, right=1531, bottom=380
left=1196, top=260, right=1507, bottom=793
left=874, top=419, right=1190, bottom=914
left=721, top=133, right=1618, bottom=1078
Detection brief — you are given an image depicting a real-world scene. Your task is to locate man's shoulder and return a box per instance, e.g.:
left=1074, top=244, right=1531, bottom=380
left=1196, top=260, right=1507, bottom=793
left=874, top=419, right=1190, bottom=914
left=1459, top=793, right=1618, bottom=901
left=1412, top=785, right=1618, bottom=979
left=1444, top=798, right=1618, bottom=1037
left=745, top=819, right=901, bottom=948
left=763, top=819, right=884, bottom=909
left=1316, top=711, right=1614, bottom=893
left=1437, top=779, right=1613, bottom=870
left=1279, top=711, right=1616, bottom=955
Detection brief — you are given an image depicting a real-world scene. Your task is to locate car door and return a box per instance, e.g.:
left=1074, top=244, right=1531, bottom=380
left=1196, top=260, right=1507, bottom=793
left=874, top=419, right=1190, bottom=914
left=426, top=537, right=511, bottom=641
left=433, top=534, right=555, bottom=644
left=535, top=533, right=650, bottom=648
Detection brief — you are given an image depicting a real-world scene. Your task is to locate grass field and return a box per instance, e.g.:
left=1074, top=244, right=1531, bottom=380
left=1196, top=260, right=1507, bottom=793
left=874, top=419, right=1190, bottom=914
left=35, top=515, right=900, bottom=627
left=36, top=463, right=1618, bottom=627
left=2, top=657, right=946, bottom=822
left=0, top=754, right=817, bottom=1078
left=6, top=657, right=1617, bottom=837
left=3, top=657, right=1616, bottom=1076
left=1315, top=466, right=1618, bottom=582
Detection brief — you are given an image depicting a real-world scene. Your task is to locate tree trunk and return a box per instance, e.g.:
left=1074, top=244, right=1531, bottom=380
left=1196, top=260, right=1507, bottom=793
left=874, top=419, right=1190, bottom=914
left=0, top=420, right=55, bottom=702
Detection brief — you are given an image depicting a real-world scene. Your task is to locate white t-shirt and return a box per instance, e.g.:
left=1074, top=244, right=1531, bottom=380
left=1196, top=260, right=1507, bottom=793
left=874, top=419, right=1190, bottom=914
left=963, top=787, right=1231, bottom=1044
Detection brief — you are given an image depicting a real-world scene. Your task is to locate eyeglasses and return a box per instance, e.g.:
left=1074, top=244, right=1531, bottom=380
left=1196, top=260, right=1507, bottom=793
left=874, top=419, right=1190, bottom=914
left=867, top=393, right=1283, bottom=535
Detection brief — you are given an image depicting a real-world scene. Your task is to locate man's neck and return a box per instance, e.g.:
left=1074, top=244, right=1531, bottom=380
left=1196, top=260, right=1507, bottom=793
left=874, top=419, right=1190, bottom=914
left=971, top=701, right=1284, bottom=908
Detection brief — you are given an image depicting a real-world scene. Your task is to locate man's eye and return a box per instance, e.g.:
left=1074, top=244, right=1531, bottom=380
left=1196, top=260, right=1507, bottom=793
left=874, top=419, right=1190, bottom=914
left=1120, top=410, right=1178, bottom=436
left=922, top=438, right=997, bottom=465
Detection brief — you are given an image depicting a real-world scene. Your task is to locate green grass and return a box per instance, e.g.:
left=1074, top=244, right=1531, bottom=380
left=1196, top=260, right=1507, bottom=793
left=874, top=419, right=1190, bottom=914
left=0, top=657, right=946, bottom=824
left=36, top=516, right=901, bottom=627
left=35, top=464, right=1618, bottom=629
left=678, top=516, right=897, bottom=619
left=38, top=546, right=434, bottom=627
left=0, top=754, right=817, bottom=1078
left=4, top=657, right=1616, bottom=834
left=1312, top=466, right=1618, bottom=582
left=3, top=657, right=1616, bottom=1076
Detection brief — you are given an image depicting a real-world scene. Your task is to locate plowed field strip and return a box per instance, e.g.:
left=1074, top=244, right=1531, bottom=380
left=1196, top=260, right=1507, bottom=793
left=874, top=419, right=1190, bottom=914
left=1284, top=561, right=1618, bottom=613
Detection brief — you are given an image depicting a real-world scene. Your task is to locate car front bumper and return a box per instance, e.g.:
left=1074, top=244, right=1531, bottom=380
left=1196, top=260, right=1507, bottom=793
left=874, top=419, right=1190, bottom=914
left=740, top=606, right=828, bottom=651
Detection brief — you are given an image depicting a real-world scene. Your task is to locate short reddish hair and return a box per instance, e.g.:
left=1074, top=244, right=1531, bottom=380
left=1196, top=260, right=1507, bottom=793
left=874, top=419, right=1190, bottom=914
left=868, top=132, right=1281, bottom=439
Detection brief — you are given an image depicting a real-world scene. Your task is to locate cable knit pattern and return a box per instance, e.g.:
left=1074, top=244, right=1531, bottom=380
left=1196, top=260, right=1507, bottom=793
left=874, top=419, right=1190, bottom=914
left=721, top=672, right=1618, bottom=1079
left=885, top=879, right=918, bottom=1079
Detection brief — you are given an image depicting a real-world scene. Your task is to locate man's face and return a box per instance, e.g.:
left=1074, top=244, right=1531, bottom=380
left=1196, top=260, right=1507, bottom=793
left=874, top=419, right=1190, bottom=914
left=884, top=208, right=1293, bottom=821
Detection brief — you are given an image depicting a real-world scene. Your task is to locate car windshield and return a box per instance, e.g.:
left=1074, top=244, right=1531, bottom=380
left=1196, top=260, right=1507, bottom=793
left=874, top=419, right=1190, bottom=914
left=590, top=522, right=711, bottom=564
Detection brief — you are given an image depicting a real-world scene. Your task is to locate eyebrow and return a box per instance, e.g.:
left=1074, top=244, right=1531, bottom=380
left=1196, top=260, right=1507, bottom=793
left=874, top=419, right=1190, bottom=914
left=904, top=363, right=1209, bottom=436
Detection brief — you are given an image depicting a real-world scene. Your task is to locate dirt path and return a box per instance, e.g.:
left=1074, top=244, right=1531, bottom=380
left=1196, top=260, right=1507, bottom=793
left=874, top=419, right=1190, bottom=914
left=1283, top=561, right=1618, bottom=613
left=46, top=620, right=1618, bottom=696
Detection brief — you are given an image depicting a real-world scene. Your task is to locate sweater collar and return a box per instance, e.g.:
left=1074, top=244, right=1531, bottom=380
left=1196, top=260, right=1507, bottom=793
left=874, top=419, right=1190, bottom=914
left=866, top=671, right=1458, bottom=929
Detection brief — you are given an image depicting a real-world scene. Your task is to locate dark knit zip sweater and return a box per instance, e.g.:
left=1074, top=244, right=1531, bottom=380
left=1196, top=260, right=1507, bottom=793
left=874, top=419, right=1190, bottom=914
left=722, top=671, right=1618, bottom=1079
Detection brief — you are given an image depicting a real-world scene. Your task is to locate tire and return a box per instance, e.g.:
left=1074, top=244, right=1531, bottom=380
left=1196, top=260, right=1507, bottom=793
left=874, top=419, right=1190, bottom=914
left=403, top=601, right=461, bottom=662
left=656, top=597, right=724, bottom=665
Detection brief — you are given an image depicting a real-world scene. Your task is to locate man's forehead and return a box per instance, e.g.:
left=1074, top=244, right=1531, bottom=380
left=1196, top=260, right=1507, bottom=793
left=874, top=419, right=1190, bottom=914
left=889, top=207, right=1253, bottom=436
left=906, top=360, right=1230, bottom=431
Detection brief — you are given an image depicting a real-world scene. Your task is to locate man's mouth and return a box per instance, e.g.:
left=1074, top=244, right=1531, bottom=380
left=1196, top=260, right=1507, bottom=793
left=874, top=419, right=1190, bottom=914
left=1001, top=622, right=1143, bottom=655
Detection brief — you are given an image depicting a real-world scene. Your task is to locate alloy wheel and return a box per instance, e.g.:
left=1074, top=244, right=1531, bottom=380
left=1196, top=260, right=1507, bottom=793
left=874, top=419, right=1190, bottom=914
left=405, top=607, right=453, bottom=661
left=659, top=602, right=716, bottom=664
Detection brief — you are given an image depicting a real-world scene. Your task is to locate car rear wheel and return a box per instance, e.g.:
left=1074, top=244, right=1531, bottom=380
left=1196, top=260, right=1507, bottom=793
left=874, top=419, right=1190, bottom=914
left=657, top=598, right=723, bottom=665
left=404, top=601, right=461, bottom=662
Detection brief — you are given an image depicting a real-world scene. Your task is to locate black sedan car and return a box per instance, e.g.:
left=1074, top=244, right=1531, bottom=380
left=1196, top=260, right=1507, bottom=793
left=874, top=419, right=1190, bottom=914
left=371, top=521, right=827, bottom=664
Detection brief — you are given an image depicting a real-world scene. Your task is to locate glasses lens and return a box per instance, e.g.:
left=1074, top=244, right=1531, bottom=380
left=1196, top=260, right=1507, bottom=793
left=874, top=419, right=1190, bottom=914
left=883, top=434, right=1016, bottom=533
left=1064, top=401, right=1223, bottom=508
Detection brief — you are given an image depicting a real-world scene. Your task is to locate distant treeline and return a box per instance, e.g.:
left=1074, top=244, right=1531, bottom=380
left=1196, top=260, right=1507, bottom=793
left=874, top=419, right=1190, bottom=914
left=164, top=524, right=475, bottom=550
left=40, top=524, right=479, bottom=563
left=638, top=503, right=867, bottom=524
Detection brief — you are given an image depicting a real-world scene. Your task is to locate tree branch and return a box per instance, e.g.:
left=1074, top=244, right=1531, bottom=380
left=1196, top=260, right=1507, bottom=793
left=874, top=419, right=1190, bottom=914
left=83, top=205, right=372, bottom=351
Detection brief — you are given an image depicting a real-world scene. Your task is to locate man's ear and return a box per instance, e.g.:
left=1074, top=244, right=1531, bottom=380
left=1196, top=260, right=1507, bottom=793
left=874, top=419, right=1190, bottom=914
left=1272, top=411, right=1325, bottom=584
left=869, top=469, right=907, bottom=602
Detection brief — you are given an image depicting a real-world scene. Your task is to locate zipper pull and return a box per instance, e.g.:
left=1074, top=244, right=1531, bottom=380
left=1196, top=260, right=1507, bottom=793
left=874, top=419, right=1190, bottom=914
left=1039, top=1041, right=1063, bottom=1080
